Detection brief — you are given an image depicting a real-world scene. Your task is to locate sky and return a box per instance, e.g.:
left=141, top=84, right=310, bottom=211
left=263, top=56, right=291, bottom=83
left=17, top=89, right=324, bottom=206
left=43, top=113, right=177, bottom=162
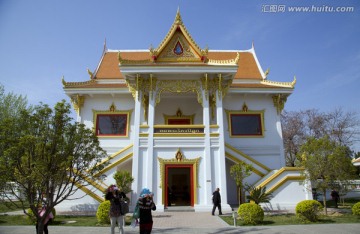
left=0, top=0, right=359, bottom=150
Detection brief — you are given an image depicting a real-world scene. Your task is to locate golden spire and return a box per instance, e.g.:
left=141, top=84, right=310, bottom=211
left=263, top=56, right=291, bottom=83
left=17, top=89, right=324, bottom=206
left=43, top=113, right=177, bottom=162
left=175, top=7, right=182, bottom=25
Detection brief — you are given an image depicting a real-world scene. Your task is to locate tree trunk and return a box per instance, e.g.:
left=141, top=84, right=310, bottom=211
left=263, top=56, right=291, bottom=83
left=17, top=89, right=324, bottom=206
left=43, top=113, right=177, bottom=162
left=36, top=219, right=44, bottom=234
left=238, top=187, right=241, bottom=205
left=322, top=189, right=327, bottom=215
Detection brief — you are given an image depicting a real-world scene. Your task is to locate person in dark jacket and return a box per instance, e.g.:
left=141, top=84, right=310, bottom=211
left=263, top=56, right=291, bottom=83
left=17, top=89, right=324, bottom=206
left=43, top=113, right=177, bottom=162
left=137, top=188, right=156, bottom=234
left=212, top=187, right=222, bottom=216
left=331, top=189, right=340, bottom=208
left=105, top=185, right=126, bottom=234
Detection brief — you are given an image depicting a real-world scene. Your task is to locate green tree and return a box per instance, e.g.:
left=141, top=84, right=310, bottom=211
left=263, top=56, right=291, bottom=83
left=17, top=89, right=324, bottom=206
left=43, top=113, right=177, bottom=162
left=246, top=186, right=273, bottom=205
left=230, top=161, right=253, bottom=205
left=296, top=136, right=357, bottom=215
left=0, top=100, right=108, bottom=234
left=0, top=84, right=30, bottom=201
left=113, top=170, right=134, bottom=200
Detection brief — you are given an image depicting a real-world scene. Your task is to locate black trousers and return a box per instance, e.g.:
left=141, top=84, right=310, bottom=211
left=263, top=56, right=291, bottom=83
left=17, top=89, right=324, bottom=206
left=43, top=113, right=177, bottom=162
left=212, top=203, right=222, bottom=215
left=35, top=222, right=49, bottom=234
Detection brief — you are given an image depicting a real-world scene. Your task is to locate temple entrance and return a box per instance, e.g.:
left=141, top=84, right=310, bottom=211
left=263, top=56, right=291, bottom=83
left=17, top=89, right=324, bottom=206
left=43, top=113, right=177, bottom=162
left=165, top=165, right=193, bottom=207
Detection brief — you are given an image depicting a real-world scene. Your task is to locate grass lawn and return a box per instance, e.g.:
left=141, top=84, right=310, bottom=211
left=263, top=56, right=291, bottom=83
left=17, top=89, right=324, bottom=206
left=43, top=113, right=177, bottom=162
left=221, top=198, right=360, bottom=226
left=0, top=214, right=132, bottom=227
left=1, top=198, right=359, bottom=227
left=221, top=213, right=360, bottom=226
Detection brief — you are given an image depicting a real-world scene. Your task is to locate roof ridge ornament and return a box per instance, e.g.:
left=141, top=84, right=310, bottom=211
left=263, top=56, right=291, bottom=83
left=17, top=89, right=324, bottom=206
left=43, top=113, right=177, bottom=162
left=175, top=7, right=182, bottom=25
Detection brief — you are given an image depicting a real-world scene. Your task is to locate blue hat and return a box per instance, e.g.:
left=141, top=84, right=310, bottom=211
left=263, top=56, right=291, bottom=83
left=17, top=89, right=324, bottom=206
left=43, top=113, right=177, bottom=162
left=140, top=188, right=151, bottom=198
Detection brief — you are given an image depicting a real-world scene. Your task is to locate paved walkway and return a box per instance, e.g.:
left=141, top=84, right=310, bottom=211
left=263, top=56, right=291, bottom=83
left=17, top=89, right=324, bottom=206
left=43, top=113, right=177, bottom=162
left=1, top=211, right=360, bottom=234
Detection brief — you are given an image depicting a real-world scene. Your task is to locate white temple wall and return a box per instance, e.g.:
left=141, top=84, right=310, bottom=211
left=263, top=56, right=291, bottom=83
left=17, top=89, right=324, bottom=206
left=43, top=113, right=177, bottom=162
left=79, top=95, right=135, bottom=154
left=223, top=94, right=285, bottom=169
left=154, top=95, right=203, bottom=124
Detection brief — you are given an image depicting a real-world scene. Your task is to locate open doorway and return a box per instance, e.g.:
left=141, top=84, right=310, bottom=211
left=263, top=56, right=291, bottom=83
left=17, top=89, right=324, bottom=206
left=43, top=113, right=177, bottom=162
left=165, top=165, right=193, bottom=207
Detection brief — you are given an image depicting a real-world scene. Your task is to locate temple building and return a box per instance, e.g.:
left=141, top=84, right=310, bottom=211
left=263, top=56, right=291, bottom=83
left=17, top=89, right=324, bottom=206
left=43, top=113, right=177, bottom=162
left=61, top=10, right=311, bottom=213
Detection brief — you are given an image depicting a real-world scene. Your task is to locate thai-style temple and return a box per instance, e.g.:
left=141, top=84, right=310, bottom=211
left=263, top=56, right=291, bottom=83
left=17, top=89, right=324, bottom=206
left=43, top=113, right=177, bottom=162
left=61, top=10, right=311, bottom=213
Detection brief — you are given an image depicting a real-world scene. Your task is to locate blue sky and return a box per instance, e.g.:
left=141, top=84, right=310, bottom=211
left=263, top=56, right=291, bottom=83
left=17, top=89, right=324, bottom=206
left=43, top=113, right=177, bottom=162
left=0, top=0, right=359, bottom=150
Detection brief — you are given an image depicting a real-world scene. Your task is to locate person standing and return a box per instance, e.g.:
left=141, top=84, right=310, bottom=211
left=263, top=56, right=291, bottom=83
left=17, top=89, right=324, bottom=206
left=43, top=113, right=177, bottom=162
left=212, top=187, right=222, bottom=216
left=331, top=189, right=340, bottom=208
left=35, top=204, right=54, bottom=234
left=105, top=185, right=126, bottom=234
left=138, top=188, right=156, bottom=234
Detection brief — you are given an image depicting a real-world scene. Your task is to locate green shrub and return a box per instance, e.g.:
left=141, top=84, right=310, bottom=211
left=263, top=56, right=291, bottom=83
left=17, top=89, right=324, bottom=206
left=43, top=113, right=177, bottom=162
left=352, top=202, right=360, bottom=216
left=295, top=200, right=322, bottom=222
left=26, top=207, right=56, bottom=224
left=237, top=203, right=264, bottom=225
left=96, top=200, right=110, bottom=224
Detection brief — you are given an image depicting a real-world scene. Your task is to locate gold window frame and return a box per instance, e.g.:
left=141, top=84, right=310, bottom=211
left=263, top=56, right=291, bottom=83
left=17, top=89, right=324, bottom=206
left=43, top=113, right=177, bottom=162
left=225, top=108, right=265, bottom=138
left=92, top=104, right=133, bottom=138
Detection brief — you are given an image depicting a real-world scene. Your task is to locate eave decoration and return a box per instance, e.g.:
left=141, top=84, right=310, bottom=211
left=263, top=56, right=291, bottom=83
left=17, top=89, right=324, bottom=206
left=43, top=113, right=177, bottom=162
left=70, top=94, right=85, bottom=114
left=272, top=94, right=289, bottom=114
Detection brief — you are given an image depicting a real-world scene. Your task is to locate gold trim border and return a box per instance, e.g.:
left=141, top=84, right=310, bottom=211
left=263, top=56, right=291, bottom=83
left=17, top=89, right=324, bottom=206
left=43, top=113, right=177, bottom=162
left=92, top=108, right=133, bottom=138
left=267, top=175, right=305, bottom=194
left=225, top=109, right=265, bottom=138
left=157, top=156, right=201, bottom=205
left=256, top=167, right=304, bottom=189
left=226, top=153, right=265, bottom=177
left=225, top=143, right=271, bottom=172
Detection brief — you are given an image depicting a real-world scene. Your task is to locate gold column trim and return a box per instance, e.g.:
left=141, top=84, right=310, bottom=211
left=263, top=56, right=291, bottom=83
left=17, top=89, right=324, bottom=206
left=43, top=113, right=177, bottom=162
left=201, top=74, right=209, bottom=101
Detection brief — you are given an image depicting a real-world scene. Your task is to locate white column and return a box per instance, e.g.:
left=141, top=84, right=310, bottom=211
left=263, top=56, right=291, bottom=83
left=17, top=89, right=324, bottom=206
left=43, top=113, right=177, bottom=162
left=276, top=115, right=286, bottom=167
left=131, top=89, right=142, bottom=206
left=216, top=91, right=230, bottom=208
left=146, top=91, right=156, bottom=193
left=202, top=90, right=213, bottom=207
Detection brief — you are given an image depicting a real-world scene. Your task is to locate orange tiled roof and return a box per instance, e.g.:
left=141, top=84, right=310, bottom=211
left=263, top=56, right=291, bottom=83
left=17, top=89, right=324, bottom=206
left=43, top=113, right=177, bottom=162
left=94, top=50, right=262, bottom=80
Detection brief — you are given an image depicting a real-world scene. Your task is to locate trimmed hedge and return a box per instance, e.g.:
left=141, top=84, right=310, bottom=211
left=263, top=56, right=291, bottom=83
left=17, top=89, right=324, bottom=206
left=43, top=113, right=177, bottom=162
left=96, top=200, right=111, bottom=224
left=237, top=203, right=264, bottom=225
left=295, top=200, right=322, bottom=222
left=352, top=202, right=360, bottom=216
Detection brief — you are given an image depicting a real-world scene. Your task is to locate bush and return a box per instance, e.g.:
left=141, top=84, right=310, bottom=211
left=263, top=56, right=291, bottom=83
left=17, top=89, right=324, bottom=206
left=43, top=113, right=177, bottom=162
left=295, top=200, right=322, bottom=222
left=96, top=200, right=110, bottom=224
left=352, top=202, right=360, bottom=216
left=237, top=203, right=264, bottom=225
left=26, top=207, right=56, bottom=224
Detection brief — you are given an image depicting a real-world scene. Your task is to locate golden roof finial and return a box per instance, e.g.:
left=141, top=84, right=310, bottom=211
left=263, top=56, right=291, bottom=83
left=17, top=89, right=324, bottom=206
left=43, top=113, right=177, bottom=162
left=175, top=7, right=182, bottom=25
left=292, top=76, right=297, bottom=87
left=61, top=76, right=66, bottom=86
left=264, top=68, right=270, bottom=79
left=87, top=68, right=93, bottom=79
left=118, top=52, right=123, bottom=64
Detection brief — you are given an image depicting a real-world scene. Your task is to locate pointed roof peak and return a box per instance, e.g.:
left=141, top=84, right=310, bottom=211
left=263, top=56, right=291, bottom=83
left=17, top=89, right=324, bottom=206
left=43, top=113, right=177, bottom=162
left=175, top=7, right=182, bottom=25
left=149, top=9, right=208, bottom=62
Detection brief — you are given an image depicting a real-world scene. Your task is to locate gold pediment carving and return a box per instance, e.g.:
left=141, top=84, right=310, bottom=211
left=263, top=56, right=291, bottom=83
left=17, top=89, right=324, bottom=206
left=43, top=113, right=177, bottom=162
left=150, top=9, right=208, bottom=63
left=156, top=32, right=202, bottom=62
